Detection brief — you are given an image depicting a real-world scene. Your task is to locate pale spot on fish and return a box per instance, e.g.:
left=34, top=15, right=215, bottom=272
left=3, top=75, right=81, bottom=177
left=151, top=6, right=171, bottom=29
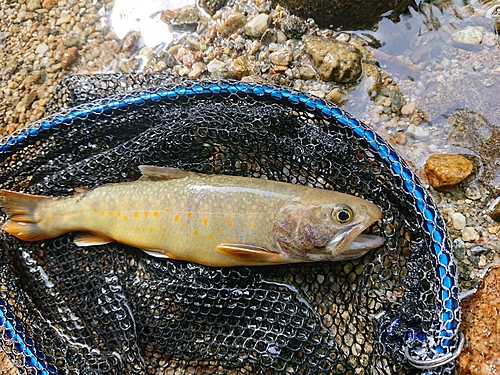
left=144, top=212, right=149, bottom=218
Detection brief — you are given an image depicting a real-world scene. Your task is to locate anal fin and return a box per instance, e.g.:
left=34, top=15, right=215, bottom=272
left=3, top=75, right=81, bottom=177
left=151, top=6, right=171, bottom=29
left=74, top=232, right=114, bottom=247
left=216, top=244, right=286, bottom=264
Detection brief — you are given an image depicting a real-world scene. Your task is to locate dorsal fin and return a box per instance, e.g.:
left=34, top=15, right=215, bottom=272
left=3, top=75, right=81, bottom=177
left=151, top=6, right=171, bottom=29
left=138, top=165, right=196, bottom=180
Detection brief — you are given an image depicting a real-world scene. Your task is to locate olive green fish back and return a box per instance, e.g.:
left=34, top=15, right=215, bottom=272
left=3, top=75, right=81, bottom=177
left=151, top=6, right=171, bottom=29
left=0, top=75, right=460, bottom=374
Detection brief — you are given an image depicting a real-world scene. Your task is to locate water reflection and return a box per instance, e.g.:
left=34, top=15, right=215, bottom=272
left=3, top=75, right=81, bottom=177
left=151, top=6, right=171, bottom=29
left=110, top=0, right=195, bottom=47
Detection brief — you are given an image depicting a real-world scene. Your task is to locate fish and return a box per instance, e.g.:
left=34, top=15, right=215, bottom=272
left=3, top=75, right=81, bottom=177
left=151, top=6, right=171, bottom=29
left=0, top=166, right=384, bottom=267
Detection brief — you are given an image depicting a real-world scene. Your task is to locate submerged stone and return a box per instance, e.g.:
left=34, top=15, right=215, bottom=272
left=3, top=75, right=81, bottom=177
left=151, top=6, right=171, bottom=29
left=303, top=35, right=362, bottom=83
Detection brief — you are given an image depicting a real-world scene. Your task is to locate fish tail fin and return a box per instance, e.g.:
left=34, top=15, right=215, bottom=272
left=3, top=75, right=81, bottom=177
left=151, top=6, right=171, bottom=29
left=0, top=189, right=53, bottom=241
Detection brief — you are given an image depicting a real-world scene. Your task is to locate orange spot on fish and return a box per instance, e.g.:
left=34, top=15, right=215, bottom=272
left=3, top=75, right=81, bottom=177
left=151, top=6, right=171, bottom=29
left=216, top=226, right=221, bottom=232
left=216, top=213, right=221, bottom=217
left=141, top=227, right=145, bottom=232
left=193, top=230, right=199, bottom=236
left=208, top=233, right=214, bottom=239
left=79, top=209, right=83, bottom=213
left=144, top=212, right=149, bottom=218
left=153, top=211, right=159, bottom=218
left=165, top=208, right=170, bottom=213
left=116, top=212, right=121, bottom=217
left=203, top=218, right=209, bottom=226
left=51, top=215, right=55, bottom=219
left=251, top=223, right=256, bottom=228
left=93, top=208, right=97, bottom=213
left=162, top=226, right=167, bottom=232
left=134, top=212, right=139, bottom=218
left=149, top=226, right=154, bottom=232
left=109, top=211, right=114, bottom=216
left=187, top=212, right=193, bottom=219
left=185, top=233, right=190, bottom=238
left=263, top=228, right=268, bottom=233
left=100, top=211, right=105, bottom=217
left=174, top=215, right=180, bottom=222
left=226, top=220, right=232, bottom=227
left=123, top=216, right=128, bottom=222
left=182, top=222, right=186, bottom=227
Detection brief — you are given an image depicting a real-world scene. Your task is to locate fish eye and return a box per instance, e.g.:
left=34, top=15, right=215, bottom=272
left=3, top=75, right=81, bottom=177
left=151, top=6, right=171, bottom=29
left=333, top=205, right=353, bottom=224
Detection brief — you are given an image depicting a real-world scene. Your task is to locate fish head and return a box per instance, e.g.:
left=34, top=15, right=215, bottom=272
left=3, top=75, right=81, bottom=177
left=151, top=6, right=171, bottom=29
left=273, top=189, right=384, bottom=262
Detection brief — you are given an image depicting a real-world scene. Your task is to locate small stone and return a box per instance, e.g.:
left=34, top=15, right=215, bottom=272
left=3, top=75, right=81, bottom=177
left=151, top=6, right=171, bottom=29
left=303, top=35, right=362, bottom=83
left=488, top=196, right=500, bottom=222
left=462, top=227, right=480, bottom=242
left=281, top=15, right=307, bottom=39
left=465, top=184, right=481, bottom=200
left=326, top=87, right=347, bottom=106
left=232, top=56, right=250, bottom=80
left=424, top=154, right=474, bottom=190
left=401, top=102, right=416, bottom=116
left=451, top=212, right=467, bottom=230
left=389, top=90, right=404, bottom=112
left=406, top=124, right=429, bottom=139
left=63, top=34, right=81, bottom=47
left=60, top=47, right=79, bottom=69
left=298, top=66, right=315, bottom=80
left=260, top=29, right=277, bottom=45
left=171, top=7, right=199, bottom=32
left=35, top=43, right=49, bottom=56
left=219, top=12, right=247, bottom=37
left=42, top=0, right=58, bottom=9
left=207, top=59, right=226, bottom=73
left=452, top=26, right=483, bottom=48
left=244, top=13, right=269, bottom=38
left=27, top=0, right=42, bottom=11
left=198, top=0, right=227, bottom=16
left=269, top=47, right=293, bottom=67
left=453, top=238, right=466, bottom=260
left=122, top=31, right=141, bottom=53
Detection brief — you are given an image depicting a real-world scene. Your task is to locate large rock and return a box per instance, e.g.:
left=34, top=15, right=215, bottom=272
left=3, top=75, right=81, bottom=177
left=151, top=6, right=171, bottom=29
left=303, top=35, right=362, bottom=83
left=272, top=0, right=413, bottom=30
left=424, top=154, right=474, bottom=190
left=458, top=266, right=500, bottom=374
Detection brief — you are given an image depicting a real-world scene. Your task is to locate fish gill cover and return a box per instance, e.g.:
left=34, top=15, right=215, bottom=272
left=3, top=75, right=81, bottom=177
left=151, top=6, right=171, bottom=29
left=0, top=75, right=461, bottom=374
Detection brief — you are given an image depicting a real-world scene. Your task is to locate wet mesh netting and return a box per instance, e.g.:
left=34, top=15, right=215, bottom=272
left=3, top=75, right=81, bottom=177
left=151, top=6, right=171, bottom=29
left=0, top=75, right=461, bottom=374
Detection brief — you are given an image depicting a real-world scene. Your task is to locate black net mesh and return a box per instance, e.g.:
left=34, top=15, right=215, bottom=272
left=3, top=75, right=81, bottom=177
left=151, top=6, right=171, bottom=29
left=0, top=75, right=461, bottom=374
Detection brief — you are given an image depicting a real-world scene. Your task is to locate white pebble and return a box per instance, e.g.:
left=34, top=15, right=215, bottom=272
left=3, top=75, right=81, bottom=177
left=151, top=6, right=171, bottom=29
left=452, top=26, right=483, bottom=46
left=462, top=227, right=479, bottom=242
left=451, top=212, right=466, bottom=230
left=35, top=43, right=49, bottom=56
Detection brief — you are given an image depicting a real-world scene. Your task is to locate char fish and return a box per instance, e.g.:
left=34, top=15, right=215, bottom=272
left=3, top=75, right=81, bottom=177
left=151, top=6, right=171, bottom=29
left=0, top=166, right=384, bottom=267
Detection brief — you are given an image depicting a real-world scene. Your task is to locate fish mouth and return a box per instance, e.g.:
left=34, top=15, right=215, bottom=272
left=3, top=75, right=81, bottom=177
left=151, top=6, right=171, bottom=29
left=326, top=220, right=384, bottom=260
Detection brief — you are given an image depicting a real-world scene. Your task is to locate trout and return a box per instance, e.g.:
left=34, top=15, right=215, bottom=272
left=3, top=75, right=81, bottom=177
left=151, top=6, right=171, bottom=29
left=0, top=166, right=384, bottom=267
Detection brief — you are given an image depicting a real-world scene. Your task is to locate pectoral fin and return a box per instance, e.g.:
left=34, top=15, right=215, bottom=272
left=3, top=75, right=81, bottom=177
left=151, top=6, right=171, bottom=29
left=74, top=233, right=114, bottom=247
left=216, top=244, right=287, bottom=264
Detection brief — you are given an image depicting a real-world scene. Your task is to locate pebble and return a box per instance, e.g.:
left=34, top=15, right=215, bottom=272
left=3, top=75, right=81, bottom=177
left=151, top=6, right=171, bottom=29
left=424, top=154, right=474, bottom=190
left=27, top=0, right=41, bottom=12
left=465, top=184, right=482, bottom=200
left=488, top=196, right=500, bottom=222
left=451, top=212, right=467, bottom=230
left=453, top=238, right=466, bottom=260
left=406, top=124, right=429, bottom=139
left=207, top=58, right=226, bottom=73
left=244, top=13, right=269, bottom=38
left=35, top=43, right=49, bottom=56
left=60, top=47, right=79, bottom=69
left=268, top=47, right=293, bottom=66
left=303, top=35, right=362, bottom=83
left=326, top=87, right=347, bottom=106
left=452, top=26, right=483, bottom=47
left=462, top=227, right=480, bottom=242
left=401, top=102, right=416, bottom=116
left=219, top=11, right=247, bottom=37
